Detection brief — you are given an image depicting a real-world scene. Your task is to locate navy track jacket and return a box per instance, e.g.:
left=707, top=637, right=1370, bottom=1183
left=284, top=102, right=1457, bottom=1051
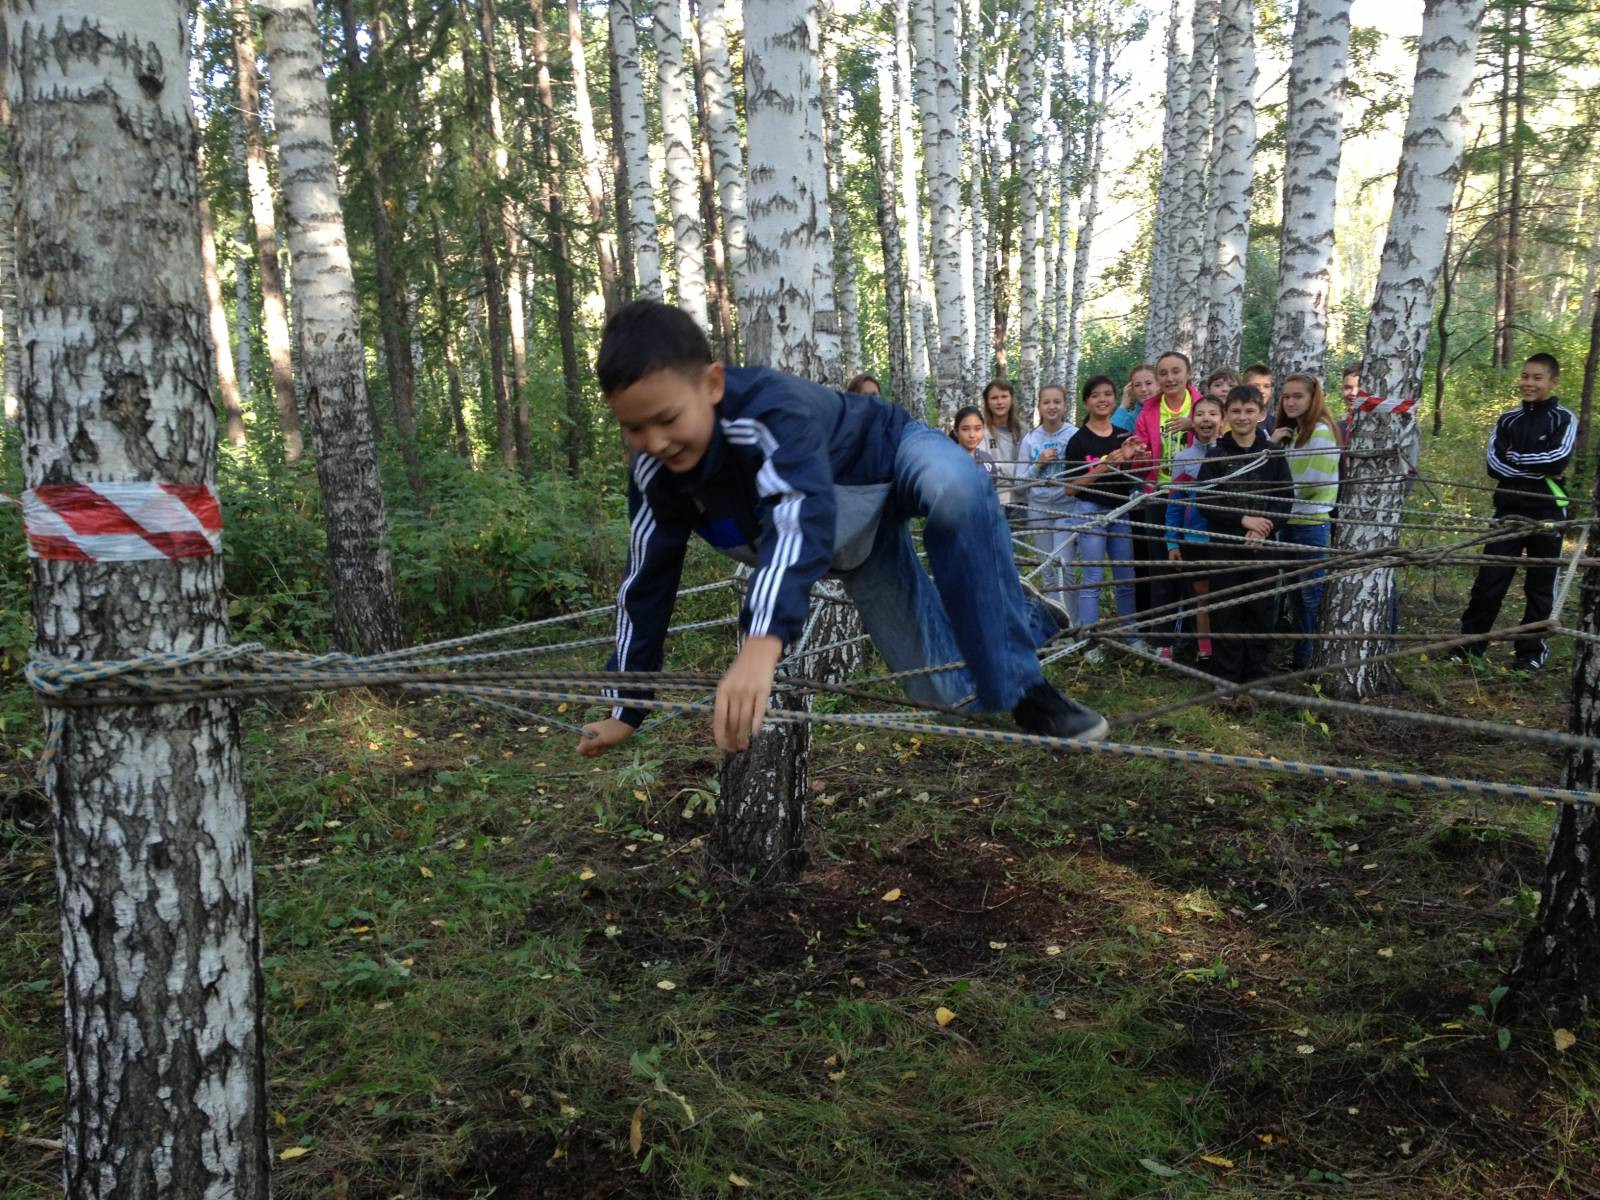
left=606, top=366, right=912, bottom=726
left=1485, top=396, right=1576, bottom=516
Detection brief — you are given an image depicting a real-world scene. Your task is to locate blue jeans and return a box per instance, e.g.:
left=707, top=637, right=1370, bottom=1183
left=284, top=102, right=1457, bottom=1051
left=1071, top=499, right=1136, bottom=630
left=836, top=424, right=1054, bottom=713
left=1030, top=496, right=1076, bottom=609
left=1283, top=521, right=1330, bottom=667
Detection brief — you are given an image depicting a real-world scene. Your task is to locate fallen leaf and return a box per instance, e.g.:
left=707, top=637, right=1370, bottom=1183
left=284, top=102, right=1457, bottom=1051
left=728, top=1172, right=751, bottom=1188
left=989, top=941, right=1008, bottom=950
left=278, top=1146, right=311, bottom=1161
left=1200, top=1154, right=1234, bottom=1169
left=656, top=979, right=677, bottom=991
left=935, top=1006, right=956, bottom=1027
left=827, top=1070, right=845, bottom=1082
left=881, top=887, right=902, bottom=902
left=579, top=868, right=596, bottom=881
left=629, top=1105, right=643, bottom=1156
left=1295, top=1044, right=1315, bottom=1055
left=1139, top=1158, right=1182, bottom=1178
left=1555, top=1028, right=1578, bottom=1052
left=418, top=865, right=434, bottom=879
left=1045, top=944, right=1062, bottom=956
left=1377, top=947, right=1395, bottom=958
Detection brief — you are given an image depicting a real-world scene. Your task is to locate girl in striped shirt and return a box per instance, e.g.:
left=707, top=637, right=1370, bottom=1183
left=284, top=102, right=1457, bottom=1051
left=1270, top=373, right=1343, bottom=668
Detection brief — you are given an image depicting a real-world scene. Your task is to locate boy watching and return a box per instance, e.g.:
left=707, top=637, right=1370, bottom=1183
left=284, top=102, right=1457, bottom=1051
left=1204, top=368, right=1240, bottom=406
left=1451, top=352, right=1576, bottom=671
left=1196, top=385, right=1294, bottom=684
left=578, top=300, right=1108, bottom=758
left=1243, top=363, right=1274, bottom=422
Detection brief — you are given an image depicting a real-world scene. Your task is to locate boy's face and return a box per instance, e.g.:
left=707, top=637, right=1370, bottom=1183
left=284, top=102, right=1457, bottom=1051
left=608, top=363, right=723, bottom=473
left=1207, top=378, right=1232, bottom=403
left=1225, top=399, right=1263, bottom=439
left=1520, top=361, right=1558, bottom=404
left=1245, top=372, right=1273, bottom=409
left=1342, top=373, right=1362, bottom=405
left=1191, top=401, right=1222, bottom=442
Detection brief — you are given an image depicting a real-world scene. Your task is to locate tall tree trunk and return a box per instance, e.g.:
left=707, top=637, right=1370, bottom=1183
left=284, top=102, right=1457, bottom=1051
left=823, top=46, right=860, bottom=376
left=654, top=0, right=711, bottom=328
left=1173, top=0, right=1216, bottom=361
left=689, top=15, right=736, bottom=354
left=1574, top=288, right=1600, bottom=476
left=696, top=0, right=750, bottom=317
left=567, top=0, right=623, bottom=314
left=1316, top=0, right=1488, bottom=699
left=967, top=4, right=991, bottom=382
left=1502, top=0, right=1526, bottom=367
left=338, top=0, right=427, bottom=505
left=809, top=3, right=842, bottom=382
left=611, top=0, right=664, bottom=300
left=229, top=122, right=257, bottom=411
left=261, top=0, right=404, bottom=653
left=1202, top=0, right=1256, bottom=372
left=1146, top=0, right=1190, bottom=360
left=231, top=0, right=305, bottom=460
left=474, top=0, right=532, bottom=474
left=529, top=1, right=587, bottom=475
left=609, top=20, right=638, bottom=297
left=1269, top=0, right=1351, bottom=383
left=1015, top=0, right=1046, bottom=422
left=923, top=0, right=969, bottom=425
left=1064, top=37, right=1109, bottom=407
left=429, top=210, right=475, bottom=461
left=9, top=3, right=269, bottom=1192
left=0, top=111, right=15, bottom=425
left=893, top=0, right=930, bottom=414
left=876, top=60, right=911, bottom=402
left=1491, top=3, right=1510, bottom=367
left=992, top=119, right=1014, bottom=376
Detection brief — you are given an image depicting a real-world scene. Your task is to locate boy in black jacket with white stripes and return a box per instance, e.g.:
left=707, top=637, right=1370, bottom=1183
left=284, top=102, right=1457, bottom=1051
left=1453, top=353, right=1576, bottom=671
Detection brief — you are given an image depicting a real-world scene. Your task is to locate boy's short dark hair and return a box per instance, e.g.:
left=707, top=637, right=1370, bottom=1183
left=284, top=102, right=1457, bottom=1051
left=1243, top=362, right=1271, bottom=379
left=1341, top=362, right=1363, bottom=378
left=1225, top=384, right=1263, bottom=409
left=1526, top=352, right=1561, bottom=378
left=1206, top=367, right=1240, bottom=389
left=595, top=299, right=714, bottom=396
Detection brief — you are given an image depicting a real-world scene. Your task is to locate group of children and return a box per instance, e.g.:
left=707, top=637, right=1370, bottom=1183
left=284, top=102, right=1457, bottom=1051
left=947, top=353, right=1349, bottom=684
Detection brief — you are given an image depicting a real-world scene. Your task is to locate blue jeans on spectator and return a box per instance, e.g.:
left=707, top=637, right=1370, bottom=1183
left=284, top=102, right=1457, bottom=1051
left=837, top=424, right=1055, bottom=713
left=1283, top=520, right=1331, bottom=667
left=1071, top=498, right=1137, bottom=631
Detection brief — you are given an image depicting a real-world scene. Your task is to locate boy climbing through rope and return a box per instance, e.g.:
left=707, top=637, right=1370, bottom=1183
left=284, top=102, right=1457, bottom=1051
left=577, top=300, right=1108, bottom=758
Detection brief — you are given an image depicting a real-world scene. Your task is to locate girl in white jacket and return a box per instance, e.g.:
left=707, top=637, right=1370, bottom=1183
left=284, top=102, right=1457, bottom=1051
left=1021, top=384, right=1078, bottom=610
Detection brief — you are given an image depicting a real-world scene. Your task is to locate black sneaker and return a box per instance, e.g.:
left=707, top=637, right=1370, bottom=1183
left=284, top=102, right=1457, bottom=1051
left=1012, top=683, right=1109, bottom=742
left=1512, top=657, right=1544, bottom=674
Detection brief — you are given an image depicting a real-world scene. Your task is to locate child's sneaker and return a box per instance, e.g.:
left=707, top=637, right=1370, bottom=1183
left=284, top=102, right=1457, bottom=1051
left=1012, top=683, right=1109, bottom=742
left=1197, top=638, right=1213, bottom=657
left=1158, top=646, right=1173, bottom=662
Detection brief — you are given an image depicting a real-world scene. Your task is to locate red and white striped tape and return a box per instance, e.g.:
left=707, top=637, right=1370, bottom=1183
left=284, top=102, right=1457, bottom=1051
left=1353, top=391, right=1417, bottom=417
left=22, top=482, right=222, bottom=561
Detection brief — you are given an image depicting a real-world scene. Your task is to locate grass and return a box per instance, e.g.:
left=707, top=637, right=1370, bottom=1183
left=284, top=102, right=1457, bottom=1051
left=5, top=407, right=1600, bottom=1196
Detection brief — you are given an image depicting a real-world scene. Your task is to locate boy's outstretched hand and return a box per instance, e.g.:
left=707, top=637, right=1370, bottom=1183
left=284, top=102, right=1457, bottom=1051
left=714, top=634, right=784, bottom=753
left=577, top=717, right=635, bottom=757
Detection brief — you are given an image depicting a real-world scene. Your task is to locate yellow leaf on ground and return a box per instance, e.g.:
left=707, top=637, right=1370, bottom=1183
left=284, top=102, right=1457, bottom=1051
left=579, top=868, right=596, bottom=881
left=278, top=1146, right=311, bottom=1161
left=935, top=1006, right=956, bottom=1027
left=418, top=865, right=434, bottom=879
left=1200, top=1154, right=1234, bottom=1169
left=656, top=979, right=677, bottom=991
left=1555, top=1028, right=1578, bottom=1052
left=629, top=1105, right=643, bottom=1156
left=881, top=888, right=902, bottom=902
left=728, top=1173, right=752, bottom=1188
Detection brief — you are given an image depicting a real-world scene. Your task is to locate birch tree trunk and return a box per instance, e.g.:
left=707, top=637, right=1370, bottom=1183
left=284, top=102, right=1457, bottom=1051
left=611, top=0, right=665, bottom=299
left=654, top=0, right=711, bottom=329
left=823, top=48, right=860, bottom=376
left=194, top=138, right=248, bottom=447
left=1016, top=0, right=1046, bottom=424
left=261, top=0, right=404, bottom=654
left=9, top=3, right=269, bottom=1192
left=567, top=0, right=623, bottom=314
left=0, top=115, right=16, bottom=425
left=1315, top=0, right=1487, bottom=700
left=924, top=0, right=969, bottom=425
left=876, top=60, right=911, bottom=402
left=609, top=23, right=638, bottom=296
left=967, top=0, right=990, bottom=380
left=809, top=4, right=842, bottom=382
left=229, top=124, right=256, bottom=411
left=1146, top=0, right=1190, bottom=359
left=1064, top=38, right=1110, bottom=406
left=1049, top=10, right=1080, bottom=391
left=720, top=0, right=824, bottom=884
left=1269, top=0, right=1352, bottom=382
left=893, top=0, right=930, bottom=414
left=231, top=0, right=304, bottom=461
left=1173, top=0, right=1216, bottom=360
left=1201, top=0, right=1256, bottom=372
left=697, top=0, right=749, bottom=315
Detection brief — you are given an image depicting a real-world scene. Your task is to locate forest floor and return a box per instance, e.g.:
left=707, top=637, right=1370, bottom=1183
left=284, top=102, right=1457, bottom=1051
left=4, top=569, right=1600, bottom=1199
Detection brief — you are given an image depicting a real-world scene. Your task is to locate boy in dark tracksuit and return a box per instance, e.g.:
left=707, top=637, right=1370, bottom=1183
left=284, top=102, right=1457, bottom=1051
left=577, top=300, right=1108, bottom=759
left=1196, top=386, right=1294, bottom=684
left=1454, top=353, right=1576, bottom=671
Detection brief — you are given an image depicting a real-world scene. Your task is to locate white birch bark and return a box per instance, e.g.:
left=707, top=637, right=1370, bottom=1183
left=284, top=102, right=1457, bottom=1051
left=877, top=59, right=911, bottom=399
left=1065, top=40, right=1110, bottom=406
left=8, top=4, right=268, bottom=1193
left=1016, top=0, right=1047, bottom=425
left=697, top=0, right=750, bottom=312
left=822, top=40, right=860, bottom=375
left=260, top=0, right=403, bottom=653
left=1049, top=12, right=1079, bottom=391
left=655, top=0, right=710, bottom=328
left=0, top=128, right=18, bottom=425
left=229, top=121, right=256, bottom=408
left=567, top=0, right=622, bottom=314
left=1146, top=0, right=1191, bottom=359
left=809, top=9, right=842, bottom=382
left=1173, top=0, right=1216, bottom=360
left=964, top=0, right=986, bottom=378
left=978, top=46, right=1009, bottom=382
left=924, top=0, right=968, bottom=424
left=1269, top=0, right=1352, bottom=382
left=1317, top=0, right=1488, bottom=700
left=894, top=0, right=930, bottom=412
left=1202, top=0, right=1257, bottom=372
left=611, top=0, right=665, bottom=299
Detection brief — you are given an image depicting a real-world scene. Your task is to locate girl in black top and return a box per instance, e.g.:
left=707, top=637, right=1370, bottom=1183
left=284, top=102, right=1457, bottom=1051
left=1063, top=376, right=1147, bottom=635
